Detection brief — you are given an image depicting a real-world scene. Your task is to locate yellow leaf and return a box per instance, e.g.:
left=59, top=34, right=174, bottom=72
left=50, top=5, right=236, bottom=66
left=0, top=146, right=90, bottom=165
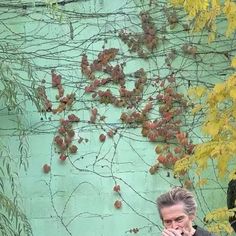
left=171, top=0, right=184, bottom=5
left=210, top=146, right=221, bottom=157
left=232, top=109, right=236, bottom=118
left=217, top=158, right=228, bottom=177
left=226, top=74, right=236, bottom=90
left=207, top=221, right=234, bottom=234
left=229, top=169, right=236, bottom=180
left=223, top=1, right=236, bottom=37
left=229, top=88, right=236, bottom=99
left=192, top=104, right=202, bottom=114
left=231, top=56, right=236, bottom=68
left=196, top=178, right=208, bottom=187
left=174, top=156, right=191, bottom=175
left=211, top=0, right=221, bottom=9
left=208, top=90, right=225, bottom=103
left=202, top=122, right=220, bottom=136
left=188, top=86, right=206, bottom=98
left=208, top=32, right=216, bottom=43
left=213, top=83, right=225, bottom=93
left=195, top=86, right=206, bottom=97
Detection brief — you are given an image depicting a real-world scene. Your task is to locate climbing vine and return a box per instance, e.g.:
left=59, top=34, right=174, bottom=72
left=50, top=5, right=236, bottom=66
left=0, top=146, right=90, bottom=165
left=0, top=0, right=235, bottom=235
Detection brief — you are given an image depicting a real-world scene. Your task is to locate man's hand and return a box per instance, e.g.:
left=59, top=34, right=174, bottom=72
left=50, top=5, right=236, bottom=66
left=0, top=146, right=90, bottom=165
left=161, top=228, right=192, bottom=236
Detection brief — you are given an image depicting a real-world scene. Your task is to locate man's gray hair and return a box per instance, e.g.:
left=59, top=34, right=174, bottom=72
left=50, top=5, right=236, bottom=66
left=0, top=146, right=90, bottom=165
left=156, top=187, right=197, bottom=219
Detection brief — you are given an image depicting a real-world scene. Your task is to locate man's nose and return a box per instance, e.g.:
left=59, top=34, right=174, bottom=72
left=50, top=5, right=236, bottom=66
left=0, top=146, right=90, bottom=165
left=170, top=221, right=179, bottom=229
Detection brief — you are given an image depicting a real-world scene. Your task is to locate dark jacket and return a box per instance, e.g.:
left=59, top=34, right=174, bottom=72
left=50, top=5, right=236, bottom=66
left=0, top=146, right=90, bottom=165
left=193, top=225, right=216, bottom=236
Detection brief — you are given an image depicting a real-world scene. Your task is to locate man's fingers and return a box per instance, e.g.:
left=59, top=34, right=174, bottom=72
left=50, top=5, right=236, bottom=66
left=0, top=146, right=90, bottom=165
left=162, top=229, right=182, bottom=236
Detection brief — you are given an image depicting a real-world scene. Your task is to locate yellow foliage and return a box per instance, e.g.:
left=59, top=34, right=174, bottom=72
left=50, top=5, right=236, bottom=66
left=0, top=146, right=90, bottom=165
left=205, top=209, right=235, bottom=234
left=231, top=56, right=236, bottom=68
left=226, top=73, right=236, bottom=88
left=205, top=108, right=217, bottom=122
left=205, top=207, right=236, bottom=222
left=223, top=0, right=236, bottom=37
left=191, top=104, right=202, bottom=114
left=211, top=0, right=221, bottom=9
left=190, top=140, right=236, bottom=177
left=193, top=142, right=215, bottom=158
left=229, top=169, right=236, bottom=180
left=230, top=88, right=236, bottom=100
left=170, top=0, right=184, bottom=5
left=213, top=83, right=225, bottom=94
left=193, top=12, right=209, bottom=32
left=208, top=31, right=216, bottom=43
left=193, top=0, right=221, bottom=34
left=174, top=156, right=191, bottom=176
left=195, top=178, right=208, bottom=187
left=171, top=0, right=208, bottom=16
left=170, top=0, right=236, bottom=41
left=207, top=0, right=221, bottom=21
left=206, top=92, right=217, bottom=107
left=203, top=111, right=233, bottom=138
left=207, top=221, right=234, bottom=234
left=233, top=109, right=236, bottom=119
left=188, top=86, right=206, bottom=98
left=210, top=145, right=221, bottom=157
left=207, top=86, right=226, bottom=106
left=185, top=0, right=209, bottom=17
left=191, top=143, right=214, bottom=173
left=217, top=155, right=229, bottom=177
left=202, top=122, right=220, bottom=136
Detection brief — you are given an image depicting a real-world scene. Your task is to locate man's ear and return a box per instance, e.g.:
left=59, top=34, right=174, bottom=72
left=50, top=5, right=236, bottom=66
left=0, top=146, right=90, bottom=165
left=189, top=214, right=196, bottom=221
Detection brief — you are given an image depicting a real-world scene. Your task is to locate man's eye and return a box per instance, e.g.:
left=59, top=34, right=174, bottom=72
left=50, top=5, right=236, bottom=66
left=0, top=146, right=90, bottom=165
left=164, top=220, right=172, bottom=225
left=176, top=217, right=184, bottom=222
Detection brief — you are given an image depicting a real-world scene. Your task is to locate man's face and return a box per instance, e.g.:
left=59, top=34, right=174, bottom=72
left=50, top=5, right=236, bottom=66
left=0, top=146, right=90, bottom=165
left=160, top=203, right=195, bottom=234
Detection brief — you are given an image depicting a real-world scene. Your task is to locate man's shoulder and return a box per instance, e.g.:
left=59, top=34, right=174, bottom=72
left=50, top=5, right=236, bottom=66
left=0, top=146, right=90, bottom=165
left=193, top=225, right=216, bottom=236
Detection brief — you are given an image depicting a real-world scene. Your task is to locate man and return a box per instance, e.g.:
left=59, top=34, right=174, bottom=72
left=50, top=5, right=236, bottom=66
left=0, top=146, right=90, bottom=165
left=156, top=187, right=215, bottom=236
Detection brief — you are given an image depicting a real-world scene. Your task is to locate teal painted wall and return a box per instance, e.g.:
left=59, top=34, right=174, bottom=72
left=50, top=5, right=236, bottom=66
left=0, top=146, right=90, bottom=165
left=0, top=0, right=235, bottom=235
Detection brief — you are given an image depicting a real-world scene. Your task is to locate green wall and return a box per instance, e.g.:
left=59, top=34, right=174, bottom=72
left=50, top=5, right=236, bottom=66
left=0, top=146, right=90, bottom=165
left=0, top=0, right=235, bottom=235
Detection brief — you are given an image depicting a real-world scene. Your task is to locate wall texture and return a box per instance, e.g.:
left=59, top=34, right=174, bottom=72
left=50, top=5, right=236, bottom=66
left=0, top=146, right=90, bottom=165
left=0, top=0, right=234, bottom=236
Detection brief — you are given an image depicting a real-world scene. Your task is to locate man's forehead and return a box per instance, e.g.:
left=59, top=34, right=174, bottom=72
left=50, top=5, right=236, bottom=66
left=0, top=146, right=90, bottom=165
left=161, top=202, right=185, bottom=211
left=161, top=203, right=187, bottom=217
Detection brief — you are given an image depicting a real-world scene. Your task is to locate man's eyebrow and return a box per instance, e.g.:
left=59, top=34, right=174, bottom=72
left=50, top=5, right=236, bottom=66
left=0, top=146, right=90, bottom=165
left=163, top=219, right=171, bottom=222
left=163, top=215, right=185, bottom=221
